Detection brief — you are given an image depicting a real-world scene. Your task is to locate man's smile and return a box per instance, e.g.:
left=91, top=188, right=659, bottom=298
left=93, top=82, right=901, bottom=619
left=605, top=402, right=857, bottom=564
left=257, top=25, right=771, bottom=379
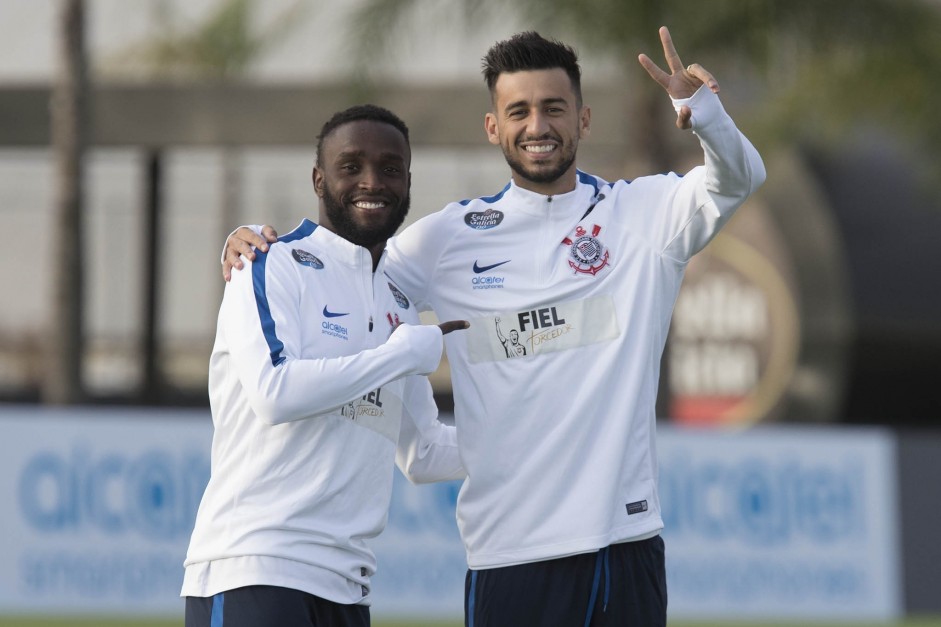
left=523, top=143, right=557, bottom=154
left=352, top=197, right=392, bottom=211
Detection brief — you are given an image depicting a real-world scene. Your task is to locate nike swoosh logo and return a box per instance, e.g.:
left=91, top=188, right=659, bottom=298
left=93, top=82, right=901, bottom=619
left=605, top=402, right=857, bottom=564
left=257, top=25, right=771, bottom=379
left=323, top=306, right=349, bottom=318
left=473, top=259, right=511, bottom=274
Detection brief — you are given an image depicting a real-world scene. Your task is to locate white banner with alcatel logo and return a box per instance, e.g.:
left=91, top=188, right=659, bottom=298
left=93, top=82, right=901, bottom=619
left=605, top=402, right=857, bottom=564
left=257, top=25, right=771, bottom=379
left=659, top=425, right=902, bottom=621
left=0, top=407, right=901, bottom=621
left=0, top=406, right=211, bottom=614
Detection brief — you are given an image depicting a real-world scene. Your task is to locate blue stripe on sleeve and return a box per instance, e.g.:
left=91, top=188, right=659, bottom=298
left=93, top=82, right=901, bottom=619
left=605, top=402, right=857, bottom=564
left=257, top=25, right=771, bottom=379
left=251, top=219, right=318, bottom=367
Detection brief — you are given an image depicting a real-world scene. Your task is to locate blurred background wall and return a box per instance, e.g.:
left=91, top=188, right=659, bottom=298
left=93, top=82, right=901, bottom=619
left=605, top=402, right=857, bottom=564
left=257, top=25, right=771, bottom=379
left=1, top=0, right=938, bottom=427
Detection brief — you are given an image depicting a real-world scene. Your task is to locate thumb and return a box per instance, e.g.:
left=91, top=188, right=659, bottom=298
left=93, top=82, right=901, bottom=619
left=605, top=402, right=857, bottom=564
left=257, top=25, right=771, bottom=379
left=676, top=105, right=693, bottom=130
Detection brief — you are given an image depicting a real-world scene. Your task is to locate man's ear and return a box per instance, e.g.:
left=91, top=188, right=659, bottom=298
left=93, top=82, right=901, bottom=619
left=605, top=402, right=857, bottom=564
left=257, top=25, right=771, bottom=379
left=579, top=105, right=592, bottom=140
left=484, top=112, right=500, bottom=146
left=312, top=166, right=325, bottom=198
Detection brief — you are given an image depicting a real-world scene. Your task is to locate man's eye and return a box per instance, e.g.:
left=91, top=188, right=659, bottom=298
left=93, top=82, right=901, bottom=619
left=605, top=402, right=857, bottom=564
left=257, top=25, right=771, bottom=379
left=340, top=164, right=359, bottom=172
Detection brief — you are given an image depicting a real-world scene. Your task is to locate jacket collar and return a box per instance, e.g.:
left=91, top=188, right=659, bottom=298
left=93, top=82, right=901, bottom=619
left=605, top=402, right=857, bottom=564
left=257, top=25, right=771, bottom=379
left=503, top=170, right=607, bottom=218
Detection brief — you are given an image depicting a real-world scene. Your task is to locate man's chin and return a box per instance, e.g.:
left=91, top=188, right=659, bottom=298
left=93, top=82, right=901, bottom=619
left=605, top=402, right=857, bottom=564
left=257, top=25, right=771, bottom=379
left=350, top=216, right=408, bottom=248
left=516, top=165, right=566, bottom=186
left=506, top=153, right=573, bottom=186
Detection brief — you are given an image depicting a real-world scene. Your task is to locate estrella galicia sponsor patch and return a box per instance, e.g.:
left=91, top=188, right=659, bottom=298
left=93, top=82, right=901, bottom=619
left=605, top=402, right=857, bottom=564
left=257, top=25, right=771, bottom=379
left=626, top=500, right=648, bottom=516
left=464, top=208, right=504, bottom=230
left=292, top=248, right=324, bottom=269
left=466, top=295, right=619, bottom=363
left=561, top=224, right=611, bottom=276
left=387, top=282, right=409, bottom=309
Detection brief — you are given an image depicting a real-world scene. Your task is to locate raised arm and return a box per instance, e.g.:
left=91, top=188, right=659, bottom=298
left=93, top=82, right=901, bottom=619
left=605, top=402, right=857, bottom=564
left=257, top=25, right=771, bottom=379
left=633, top=26, right=766, bottom=260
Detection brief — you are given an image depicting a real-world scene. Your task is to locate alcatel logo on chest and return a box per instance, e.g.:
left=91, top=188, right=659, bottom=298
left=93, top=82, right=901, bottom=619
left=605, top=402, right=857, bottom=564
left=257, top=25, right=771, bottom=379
left=471, top=259, right=511, bottom=290
left=321, top=306, right=350, bottom=340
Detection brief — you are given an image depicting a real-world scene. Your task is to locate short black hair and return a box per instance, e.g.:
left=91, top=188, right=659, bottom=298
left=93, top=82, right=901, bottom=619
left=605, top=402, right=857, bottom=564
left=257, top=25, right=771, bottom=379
left=481, top=31, right=582, bottom=107
left=316, top=104, right=410, bottom=166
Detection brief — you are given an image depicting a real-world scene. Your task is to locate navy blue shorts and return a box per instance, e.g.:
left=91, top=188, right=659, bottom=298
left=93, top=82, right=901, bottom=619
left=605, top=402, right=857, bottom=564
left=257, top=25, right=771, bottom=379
left=185, top=585, right=370, bottom=627
left=464, top=535, right=666, bottom=627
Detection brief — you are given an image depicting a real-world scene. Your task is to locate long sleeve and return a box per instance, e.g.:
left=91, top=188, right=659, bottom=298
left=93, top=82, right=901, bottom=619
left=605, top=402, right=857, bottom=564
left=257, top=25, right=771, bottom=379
left=395, top=375, right=465, bottom=484
left=678, top=86, right=766, bottom=201
left=217, top=246, right=445, bottom=426
left=648, top=85, right=766, bottom=262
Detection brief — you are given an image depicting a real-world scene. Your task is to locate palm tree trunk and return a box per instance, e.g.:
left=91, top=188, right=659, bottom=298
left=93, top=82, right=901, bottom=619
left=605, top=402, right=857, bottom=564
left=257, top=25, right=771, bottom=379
left=45, top=0, right=87, bottom=404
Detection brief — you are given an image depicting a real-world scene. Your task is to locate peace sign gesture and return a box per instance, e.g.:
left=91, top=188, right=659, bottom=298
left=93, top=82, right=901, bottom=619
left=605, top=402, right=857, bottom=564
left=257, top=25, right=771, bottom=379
left=638, top=26, right=720, bottom=129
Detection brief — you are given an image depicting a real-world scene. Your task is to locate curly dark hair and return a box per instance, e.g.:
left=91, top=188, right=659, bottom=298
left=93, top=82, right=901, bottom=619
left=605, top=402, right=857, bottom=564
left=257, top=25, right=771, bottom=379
left=316, top=104, right=410, bottom=166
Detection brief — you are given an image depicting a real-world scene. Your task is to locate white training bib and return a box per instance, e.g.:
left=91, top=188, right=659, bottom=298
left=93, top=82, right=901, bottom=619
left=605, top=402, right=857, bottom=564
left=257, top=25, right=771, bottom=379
left=467, top=295, right=619, bottom=363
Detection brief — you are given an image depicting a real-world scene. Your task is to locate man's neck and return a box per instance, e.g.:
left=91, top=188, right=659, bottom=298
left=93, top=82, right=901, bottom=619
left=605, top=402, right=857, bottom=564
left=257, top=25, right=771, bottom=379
left=512, top=169, right=578, bottom=197
left=368, top=243, right=384, bottom=272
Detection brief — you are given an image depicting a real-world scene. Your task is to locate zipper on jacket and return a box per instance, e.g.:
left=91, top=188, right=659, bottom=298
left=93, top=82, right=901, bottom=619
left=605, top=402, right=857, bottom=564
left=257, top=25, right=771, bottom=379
left=368, top=315, right=373, bottom=332
left=539, top=195, right=554, bottom=285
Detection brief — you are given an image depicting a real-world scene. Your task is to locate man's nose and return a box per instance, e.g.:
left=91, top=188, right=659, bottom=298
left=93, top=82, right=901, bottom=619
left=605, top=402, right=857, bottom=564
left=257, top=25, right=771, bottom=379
left=526, top=112, right=550, bottom=137
left=358, top=166, right=384, bottom=191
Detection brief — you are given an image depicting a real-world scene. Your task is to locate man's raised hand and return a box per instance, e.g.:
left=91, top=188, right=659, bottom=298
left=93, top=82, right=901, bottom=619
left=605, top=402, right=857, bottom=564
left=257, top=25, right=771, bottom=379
left=638, top=26, right=720, bottom=130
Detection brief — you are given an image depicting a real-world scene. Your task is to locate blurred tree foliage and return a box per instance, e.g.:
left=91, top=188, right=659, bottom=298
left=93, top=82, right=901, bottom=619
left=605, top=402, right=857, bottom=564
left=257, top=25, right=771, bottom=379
left=350, top=0, right=941, bottom=176
left=104, top=0, right=306, bottom=79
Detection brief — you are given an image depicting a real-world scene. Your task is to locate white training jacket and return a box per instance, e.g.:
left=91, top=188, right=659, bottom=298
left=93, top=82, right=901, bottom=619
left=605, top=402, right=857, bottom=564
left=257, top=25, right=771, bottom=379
left=384, top=86, right=766, bottom=569
left=182, top=220, right=464, bottom=604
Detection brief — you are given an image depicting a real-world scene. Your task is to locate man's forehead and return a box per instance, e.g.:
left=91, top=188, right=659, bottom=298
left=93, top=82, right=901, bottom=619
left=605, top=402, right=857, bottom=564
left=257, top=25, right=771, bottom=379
left=493, top=68, right=575, bottom=101
left=323, top=120, right=409, bottom=155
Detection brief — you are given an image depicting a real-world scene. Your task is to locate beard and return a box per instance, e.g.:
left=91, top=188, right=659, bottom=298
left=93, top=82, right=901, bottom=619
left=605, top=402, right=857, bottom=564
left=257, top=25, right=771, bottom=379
left=321, top=180, right=410, bottom=250
left=503, top=135, right=578, bottom=186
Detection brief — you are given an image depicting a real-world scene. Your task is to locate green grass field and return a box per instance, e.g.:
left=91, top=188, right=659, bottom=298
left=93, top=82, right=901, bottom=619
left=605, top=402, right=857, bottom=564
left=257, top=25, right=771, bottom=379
left=3, top=618, right=941, bottom=627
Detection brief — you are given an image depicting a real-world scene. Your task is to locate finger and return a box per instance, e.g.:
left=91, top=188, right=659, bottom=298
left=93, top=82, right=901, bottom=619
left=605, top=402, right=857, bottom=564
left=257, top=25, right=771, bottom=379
left=658, top=26, right=684, bottom=75
left=686, top=63, right=720, bottom=93
left=438, top=320, right=470, bottom=335
left=237, top=226, right=269, bottom=253
left=676, top=105, right=692, bottom=130
left=637, top=53, right=671, bottom=91
left=222, top=253, right=243, bottom=282
left=233, top=240, right=256, bottom=261
left=261, top=225, right=279, bottom=244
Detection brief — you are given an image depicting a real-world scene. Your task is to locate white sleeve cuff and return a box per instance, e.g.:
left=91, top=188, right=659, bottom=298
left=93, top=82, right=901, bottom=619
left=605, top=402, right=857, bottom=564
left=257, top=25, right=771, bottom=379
left=670, top=84, right=723, bottom=130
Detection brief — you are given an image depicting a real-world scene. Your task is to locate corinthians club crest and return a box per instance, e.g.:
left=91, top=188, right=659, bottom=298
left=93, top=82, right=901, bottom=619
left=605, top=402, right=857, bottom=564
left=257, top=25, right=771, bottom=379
left=562, top=224, right=610, bottom=275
